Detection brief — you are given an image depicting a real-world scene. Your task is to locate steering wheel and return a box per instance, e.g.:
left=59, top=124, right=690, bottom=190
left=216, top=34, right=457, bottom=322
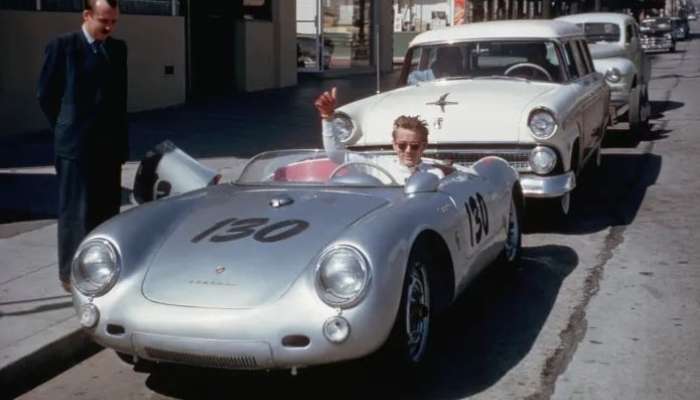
left=329, top=161, right=398, bottom=185
left=504, top=62, right=553, bottom=82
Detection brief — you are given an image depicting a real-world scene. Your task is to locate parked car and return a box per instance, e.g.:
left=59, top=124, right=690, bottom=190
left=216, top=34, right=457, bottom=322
left=557, top=13, right=651, bottom=134
left=670, top=16, right=690, bottom=40
left=330, top=20, right=610, bottom=216
left=71, top=143, right=523, bottom=371
left=297, top=35, right=333, bottom=69
left=639, top=17, right=676, bottom=52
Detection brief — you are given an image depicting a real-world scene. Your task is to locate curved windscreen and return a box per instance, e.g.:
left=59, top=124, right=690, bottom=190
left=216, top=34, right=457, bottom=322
left=400, top=40, right=565, bottom=85
left=235, top=149, right=404, bottom=187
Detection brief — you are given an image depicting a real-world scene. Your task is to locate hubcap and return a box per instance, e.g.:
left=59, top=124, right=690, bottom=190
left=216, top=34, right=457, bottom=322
left=504, top=200, right=520, bottom=261
left=405, top=263, right=430, bottom=363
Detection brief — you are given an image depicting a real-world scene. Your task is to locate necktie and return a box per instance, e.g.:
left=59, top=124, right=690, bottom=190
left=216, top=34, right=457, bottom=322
left=90, top=40, right=101, bottom=54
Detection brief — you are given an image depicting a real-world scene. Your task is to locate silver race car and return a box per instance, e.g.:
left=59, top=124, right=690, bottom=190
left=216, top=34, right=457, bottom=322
left=70, top=143, right=523, bottom=372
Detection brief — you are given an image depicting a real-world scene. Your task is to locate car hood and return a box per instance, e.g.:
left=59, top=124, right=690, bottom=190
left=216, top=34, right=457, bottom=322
left=342, top=79, right=556, bottom=145
left=588, top=43, right=626, bottom=59
left=142, top=187, right=388, bottom=309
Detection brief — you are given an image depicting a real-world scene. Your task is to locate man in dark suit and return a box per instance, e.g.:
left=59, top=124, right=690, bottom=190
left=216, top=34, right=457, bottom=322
left=37, top=0, right=128, bottom=292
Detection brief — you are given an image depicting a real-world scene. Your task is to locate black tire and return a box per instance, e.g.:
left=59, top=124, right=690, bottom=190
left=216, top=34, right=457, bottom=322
left=498, top=194, right=522, bottom=268
left=628, top=86, right=645, bottom=135
left=115, top=351, right=156, bottom=371
left=116, top=351, right=136, bottom=365
left=382, top=251, right=432, bottom=370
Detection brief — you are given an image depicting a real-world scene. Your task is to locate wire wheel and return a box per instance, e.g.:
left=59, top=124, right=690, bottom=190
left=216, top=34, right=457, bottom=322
left=403, top=261, right=431, bottom=363
left=503, top=198, right=521, bottom=263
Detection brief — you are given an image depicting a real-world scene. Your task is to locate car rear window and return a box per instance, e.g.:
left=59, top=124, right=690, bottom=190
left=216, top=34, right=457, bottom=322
left=578, top=22, right=621, bottom=43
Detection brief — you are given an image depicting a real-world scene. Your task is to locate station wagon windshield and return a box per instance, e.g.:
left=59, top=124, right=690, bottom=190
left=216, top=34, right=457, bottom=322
left=400, top=40, right=565, bottom=85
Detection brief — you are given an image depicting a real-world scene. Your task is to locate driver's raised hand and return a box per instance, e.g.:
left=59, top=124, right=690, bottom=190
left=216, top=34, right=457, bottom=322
left=314, top=87, right=337, bottom=120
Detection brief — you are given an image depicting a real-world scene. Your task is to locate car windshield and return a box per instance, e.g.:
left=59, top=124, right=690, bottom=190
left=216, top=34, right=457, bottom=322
left=577, top=22, right=621, bottom=43
left=641, top=18, right=671, bottom=30
left=235, top=149, right=405, bottom=187
left=400, top=40, right=565, bottom=85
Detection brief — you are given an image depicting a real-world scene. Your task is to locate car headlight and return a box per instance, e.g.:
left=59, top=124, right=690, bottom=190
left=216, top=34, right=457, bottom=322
left=529, top=146, right=558, bottom=175
left=528, top=108, right=558, bottom=140
left=71, top=239, right=121, bottom=297
left=315, top=245, right=371, bottom=308
left=665, top=33, right=672, bottom=39
left=328, top=112, right=356, bottom=143
left=605, top=67, right=622, bottom=83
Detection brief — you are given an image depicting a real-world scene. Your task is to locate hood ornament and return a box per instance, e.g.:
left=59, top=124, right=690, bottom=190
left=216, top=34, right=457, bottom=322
left=270, top=195, right=294, bottom=208
left=426, top=93, right=458, bottom=113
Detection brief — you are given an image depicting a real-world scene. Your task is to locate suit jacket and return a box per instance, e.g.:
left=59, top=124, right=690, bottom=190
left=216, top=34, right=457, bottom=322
left=37, top=31, right=129, bottom=162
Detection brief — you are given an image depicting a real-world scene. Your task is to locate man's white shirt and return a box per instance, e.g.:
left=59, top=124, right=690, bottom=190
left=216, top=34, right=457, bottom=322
left=322, top=120, right=444, bottom=184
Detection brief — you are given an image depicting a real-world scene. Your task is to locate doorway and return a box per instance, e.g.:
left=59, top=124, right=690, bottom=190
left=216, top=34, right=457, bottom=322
left=187, top=1, right=241, bottom=97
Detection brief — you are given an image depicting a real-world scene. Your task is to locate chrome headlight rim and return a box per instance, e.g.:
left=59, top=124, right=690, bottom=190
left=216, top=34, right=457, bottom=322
left=314, top=244, right=371, bottom=309
left=71, top=238, right=121, bottom=297
left=529, top=146, right=558, bottom=175
left=528, top=107, right=558, bottom=140
left=604, top=67, right=622, bottom=83
left=328, top=112, right=357, bottom=144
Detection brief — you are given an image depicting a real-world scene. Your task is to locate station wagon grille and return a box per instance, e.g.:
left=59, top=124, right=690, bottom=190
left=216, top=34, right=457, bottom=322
left=144, top=347, right=258, bottom=369
left=425, top=149, right=532, bottom=172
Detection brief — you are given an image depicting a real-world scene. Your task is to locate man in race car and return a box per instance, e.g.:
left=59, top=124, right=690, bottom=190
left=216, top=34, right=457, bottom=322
left=314, top=87, right=445, bottom=183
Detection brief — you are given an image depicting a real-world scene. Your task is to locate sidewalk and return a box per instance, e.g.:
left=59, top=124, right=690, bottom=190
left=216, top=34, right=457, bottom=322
left=0, top=70, right=400, bottom=394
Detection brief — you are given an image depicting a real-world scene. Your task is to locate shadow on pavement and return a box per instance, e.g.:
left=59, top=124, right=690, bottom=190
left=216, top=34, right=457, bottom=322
left=0, top=172, right=133, bottom=224
left=0, top=173, right=57, bottom=223
left=0, top=71, right=401, bottom=170
left=526, top=152, right=662, bottom=234
left=127, top=245, right=576, bottom=399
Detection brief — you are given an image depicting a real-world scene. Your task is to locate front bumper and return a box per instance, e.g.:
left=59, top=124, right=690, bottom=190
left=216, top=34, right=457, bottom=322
left=641, top=38, right=673, bottom=51
left=73, top=276, right=395, bottom=370
left=520, top=171, right=576, bottom=198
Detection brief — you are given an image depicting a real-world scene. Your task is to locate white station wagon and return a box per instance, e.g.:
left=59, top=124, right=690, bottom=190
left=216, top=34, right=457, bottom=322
left=557, top=12, right=651, bottom=134
left=331, top=20, right=610, bottom=215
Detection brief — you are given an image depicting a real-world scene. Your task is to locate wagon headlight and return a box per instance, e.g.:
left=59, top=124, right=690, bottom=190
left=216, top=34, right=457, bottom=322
left=528, top=109, right=557, bottom=140
left=605, top=67, right=622, bottom=83
left=329, top=113, right=356, bottom=143
left=529, top=146, right=558, bottom=175
left=72, top=239, right=121, bottom=297
left=315, top=245, right=370, bottom=308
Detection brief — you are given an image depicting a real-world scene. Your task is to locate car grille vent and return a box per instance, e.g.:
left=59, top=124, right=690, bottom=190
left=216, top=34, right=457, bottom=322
left=426, top=150, right=532, bottom=172
left=144, top=347, right=258, bottom=369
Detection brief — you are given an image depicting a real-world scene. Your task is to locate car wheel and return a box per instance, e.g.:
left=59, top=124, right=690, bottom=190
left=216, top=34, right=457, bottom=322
left=498, top=194, right=522, bottom=267
left=628, top=86, right=648, bottom=136
left=115, top=351, right=156, bottom=371
left=383, top=252, right=432, bottom=369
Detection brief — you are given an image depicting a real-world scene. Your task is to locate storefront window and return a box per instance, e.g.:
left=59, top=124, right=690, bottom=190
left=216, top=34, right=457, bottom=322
left=393, top=0, right=451, bottom=33
left=296, top=0, right=372, bottom=71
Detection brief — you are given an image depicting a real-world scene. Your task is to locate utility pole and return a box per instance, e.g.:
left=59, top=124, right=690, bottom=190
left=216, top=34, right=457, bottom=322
left=543, top=0, right=552, bottom=18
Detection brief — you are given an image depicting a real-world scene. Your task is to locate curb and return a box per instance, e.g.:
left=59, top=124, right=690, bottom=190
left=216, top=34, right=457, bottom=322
left=0, top=324, right=102, bottom=399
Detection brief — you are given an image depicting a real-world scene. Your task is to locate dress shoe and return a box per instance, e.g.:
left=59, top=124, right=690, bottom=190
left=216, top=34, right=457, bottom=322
left=61, top=280, right=72, bottom=293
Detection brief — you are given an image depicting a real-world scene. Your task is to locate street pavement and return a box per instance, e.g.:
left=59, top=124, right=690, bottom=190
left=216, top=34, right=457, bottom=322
left=0, top=70, right=400, bottom=397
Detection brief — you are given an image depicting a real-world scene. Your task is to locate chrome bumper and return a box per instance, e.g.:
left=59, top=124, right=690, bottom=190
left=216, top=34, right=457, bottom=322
left=520, top=171, right=576, bottom=198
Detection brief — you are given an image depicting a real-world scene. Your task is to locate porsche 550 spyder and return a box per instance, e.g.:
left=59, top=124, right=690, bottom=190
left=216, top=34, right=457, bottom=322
left=70, top=145, right=523, bottom=371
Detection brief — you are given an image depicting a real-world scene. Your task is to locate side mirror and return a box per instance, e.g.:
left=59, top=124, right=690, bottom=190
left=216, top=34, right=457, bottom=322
left=404, top=172, right=439, bottom=195
left=131, top=141, right=220, bottom=205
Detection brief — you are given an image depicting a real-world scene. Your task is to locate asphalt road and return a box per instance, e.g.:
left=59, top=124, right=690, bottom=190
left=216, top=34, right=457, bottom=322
left=17, top=33, right=700, bottom=400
